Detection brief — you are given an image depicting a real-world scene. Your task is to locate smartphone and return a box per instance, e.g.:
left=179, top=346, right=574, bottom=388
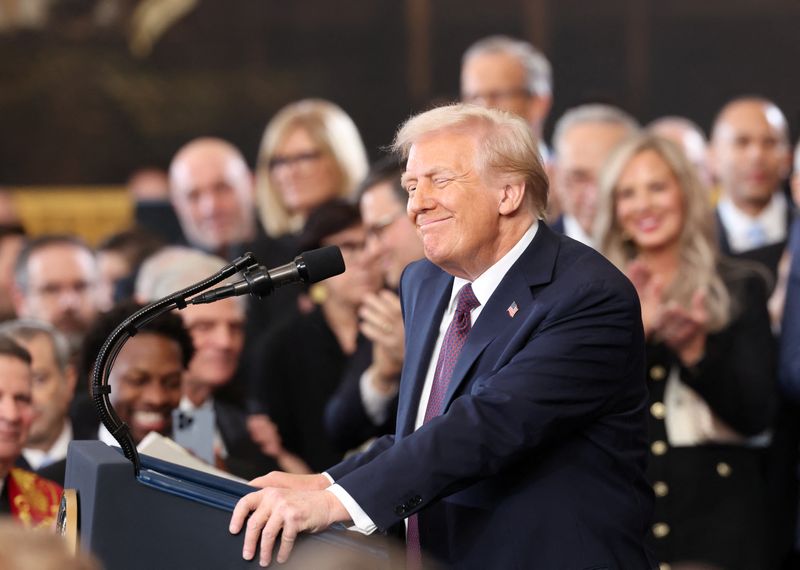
left=172, top=407, right=216, bottom=465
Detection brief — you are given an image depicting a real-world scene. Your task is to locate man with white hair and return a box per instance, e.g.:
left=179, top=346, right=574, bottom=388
left=549, top=103, right=640, bottom=247
left=0, top=335, right=62, bottom=528
left=461, top=35, right=552, bottom=154
left=229, top=104, right=653, bottom=569
left=0, top=320, right=87, bottom=485
left=137, top=248, right=307, bottom=477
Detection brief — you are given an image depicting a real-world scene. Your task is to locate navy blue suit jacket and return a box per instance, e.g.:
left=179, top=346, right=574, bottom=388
left=327, top=224, right=654, bottom=569
left=780, top=218, right=800, bottom=400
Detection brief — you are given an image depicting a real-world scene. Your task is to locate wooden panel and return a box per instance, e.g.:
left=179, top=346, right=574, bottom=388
left=10, top=186, right=133, bottom=246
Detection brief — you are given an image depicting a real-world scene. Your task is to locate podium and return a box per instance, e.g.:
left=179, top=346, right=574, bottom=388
left=63, top=441, right=396, bottom=569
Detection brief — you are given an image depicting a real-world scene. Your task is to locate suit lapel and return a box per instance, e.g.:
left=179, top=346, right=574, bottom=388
left=441, top=223, right=561, bottom=409
left=397, top=271, right=453, bottom=436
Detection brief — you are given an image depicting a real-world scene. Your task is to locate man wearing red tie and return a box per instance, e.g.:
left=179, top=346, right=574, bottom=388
left=230, top=104, right=655, bottom=569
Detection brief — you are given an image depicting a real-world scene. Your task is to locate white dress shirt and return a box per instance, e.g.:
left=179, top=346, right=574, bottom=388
left=359, top=369, right=399, bottom=426
left=22, top=420, right=73, bottom=470
left=562, top=214, right=595, bottom=248
left=327, top=221, right=539, bottom=534
left=717, top=192, right=788, bottom=253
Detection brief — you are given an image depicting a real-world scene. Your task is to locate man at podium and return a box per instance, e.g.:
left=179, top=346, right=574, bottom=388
left=229, top=104, right=654, bottom=568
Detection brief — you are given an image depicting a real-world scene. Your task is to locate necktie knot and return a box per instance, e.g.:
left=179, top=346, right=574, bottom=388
left=455, top=283, right=480, bottom=319
left=747, top=222, right=767, bottom=248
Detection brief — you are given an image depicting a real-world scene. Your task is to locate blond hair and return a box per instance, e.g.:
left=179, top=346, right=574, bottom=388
left=392, top=103, right=548, bottom=217
left=594, top=133, right=731, bottom=331
left=255, top=99, right=368, bottom=237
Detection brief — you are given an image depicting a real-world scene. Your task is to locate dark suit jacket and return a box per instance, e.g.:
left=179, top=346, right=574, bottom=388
left=549, top=214, right=566, bottom=235
left=780, top=218, right=800, bottom=401
left=18, top=420, right=101, bottom=486
left=645, top=259, right=777, bottom=569
left=0, top=475, right=10, bottom=515
left=327, top=224, right=655, bottom=569
left=323, top=359, right=397, bottom=454
left=249, top=308, right=372, bottom=472
left=715, top=205, right=793, bottom=286
left=214, top=399, right=279, bottom=481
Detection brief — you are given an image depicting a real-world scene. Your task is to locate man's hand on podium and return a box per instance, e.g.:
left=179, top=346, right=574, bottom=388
left=229, top=472, right=349, bottom=567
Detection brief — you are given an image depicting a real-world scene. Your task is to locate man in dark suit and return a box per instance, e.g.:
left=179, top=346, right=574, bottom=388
left=548, top=103, right=639, bottom=248
left=324, top=158, right=424, bottom=452
left=710, top=97, right=793, bottom=282
left=0, top=334, right=62, bottom=528
left=229, top=104, right=654, bottom=569
left=0, top=320, right=95, bottom=486
left=139, top=248, right=307, bottom=477
left=780, top=219, right=800, bottom=399
left=168, top=137, right=298, bottom=409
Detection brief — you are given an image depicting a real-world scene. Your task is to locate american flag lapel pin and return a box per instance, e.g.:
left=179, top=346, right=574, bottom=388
left=507, top=301, right=519, bottom=318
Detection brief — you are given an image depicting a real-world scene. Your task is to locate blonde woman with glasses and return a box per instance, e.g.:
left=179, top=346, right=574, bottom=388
left=255, top=99, right=368, bottom=240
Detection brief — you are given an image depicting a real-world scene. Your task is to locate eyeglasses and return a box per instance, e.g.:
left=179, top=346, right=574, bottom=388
left=462, top=88, right=531, bottom=106
left=334, top=239, right=367, bottom=257
left=365, top=211, right=405, bottom=241
left=265, top=150, right=324, bottom=172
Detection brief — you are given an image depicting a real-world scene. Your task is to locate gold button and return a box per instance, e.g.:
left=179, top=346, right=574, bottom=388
left=653, top=481, right=669, bottom=497
left=652, top=522, right=670, bottom=538
left=650, top=402, right=666, bottom=419
left=651, top=440, right=668, bottom=455
left=659, top=563, right=672, bottom=570
left=650, top=365, right=667, bottom=381
left=717, top=462, right=732, bottom=477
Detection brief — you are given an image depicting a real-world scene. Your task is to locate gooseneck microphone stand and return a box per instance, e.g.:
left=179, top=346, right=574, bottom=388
left=90, top=252, right=259, bottom=476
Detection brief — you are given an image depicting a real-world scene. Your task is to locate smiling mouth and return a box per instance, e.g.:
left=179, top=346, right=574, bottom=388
left=417, top=216, right=450, bottom=229
left=634, top=217, right=662, bottom=232
left=132, top=410, right=169, bottom=431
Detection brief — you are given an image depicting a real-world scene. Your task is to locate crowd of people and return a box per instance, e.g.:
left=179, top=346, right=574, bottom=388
left=0, top=33, right=799, bottom=570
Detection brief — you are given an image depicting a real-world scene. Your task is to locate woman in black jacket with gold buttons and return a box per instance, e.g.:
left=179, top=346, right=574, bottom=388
left=595, top=133, right=776, bottom=570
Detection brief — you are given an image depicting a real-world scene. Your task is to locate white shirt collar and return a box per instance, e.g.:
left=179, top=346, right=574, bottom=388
left=450, top=221, right=539, bottom=314
left=562, top=214, right=595, bottom=248
left=717, top=192, right=788, bottom=252
left=22, top=421, right=73, bottom=470
left=97, top=424, right=118, bottom=447
left=179, top=395, right=214, bottom=413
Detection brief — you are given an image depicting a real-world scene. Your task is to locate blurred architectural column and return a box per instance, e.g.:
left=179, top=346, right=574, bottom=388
left=405, top=0, right=431, bottom=106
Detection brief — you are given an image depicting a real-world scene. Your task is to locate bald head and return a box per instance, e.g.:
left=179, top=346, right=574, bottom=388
left=169, top=138, right=256, bottom=253
left=710, top=98, right=790, bottom=215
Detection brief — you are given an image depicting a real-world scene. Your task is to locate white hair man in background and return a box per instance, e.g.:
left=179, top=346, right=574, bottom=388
left=549, top=104, right=640, bottom=247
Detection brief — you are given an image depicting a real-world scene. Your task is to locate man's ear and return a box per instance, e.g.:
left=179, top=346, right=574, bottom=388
left=498, top=181, right=527, bottom=216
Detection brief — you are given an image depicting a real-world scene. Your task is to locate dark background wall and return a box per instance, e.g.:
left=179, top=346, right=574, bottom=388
left=1, top=0, right=798, bottom=185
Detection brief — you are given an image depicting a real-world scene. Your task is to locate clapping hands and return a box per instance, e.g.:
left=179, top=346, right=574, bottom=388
left=627, top=259, right=708, bottom=366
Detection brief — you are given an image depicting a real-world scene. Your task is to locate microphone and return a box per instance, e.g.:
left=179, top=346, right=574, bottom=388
left=190, top=245, right=345, bottom=305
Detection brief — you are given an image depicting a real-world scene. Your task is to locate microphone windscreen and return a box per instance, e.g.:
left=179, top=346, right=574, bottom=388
left=302, top=245, right=346, bottom=284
